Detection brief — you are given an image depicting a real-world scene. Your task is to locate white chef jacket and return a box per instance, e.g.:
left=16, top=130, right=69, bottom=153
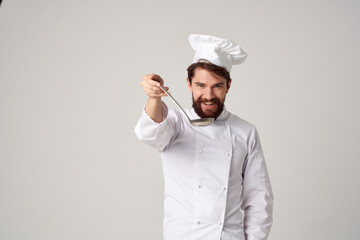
left=134, top=102, right=273, bottom=240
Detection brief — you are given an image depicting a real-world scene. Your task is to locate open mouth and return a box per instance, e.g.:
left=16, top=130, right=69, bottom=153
left=202, top=101, right=215, bottom=106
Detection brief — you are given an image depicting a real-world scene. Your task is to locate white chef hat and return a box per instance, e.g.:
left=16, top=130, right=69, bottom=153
left=188, top=34, right=247, bottom=72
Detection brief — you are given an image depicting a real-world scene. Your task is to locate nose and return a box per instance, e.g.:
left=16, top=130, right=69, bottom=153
left=203, top=87, right=214, bottom=100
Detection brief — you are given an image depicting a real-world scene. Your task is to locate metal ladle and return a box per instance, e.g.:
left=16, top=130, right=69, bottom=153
left=159, top=85, right=214, bottom=126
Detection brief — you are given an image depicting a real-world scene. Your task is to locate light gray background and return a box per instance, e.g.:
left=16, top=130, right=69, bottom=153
left=1, top=0, right=359, bottom=239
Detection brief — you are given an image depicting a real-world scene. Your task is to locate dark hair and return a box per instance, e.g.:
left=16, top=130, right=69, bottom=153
left=187, top=59, right=231, bottom=86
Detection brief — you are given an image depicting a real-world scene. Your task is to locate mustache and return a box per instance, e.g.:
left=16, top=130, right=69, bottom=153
left=195, top=97, right=221, bottom=105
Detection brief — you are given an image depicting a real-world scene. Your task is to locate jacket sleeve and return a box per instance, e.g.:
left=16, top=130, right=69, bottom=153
left=134, top=101, right=181, bottom=152
left=240, top=127, right=273, bottom=240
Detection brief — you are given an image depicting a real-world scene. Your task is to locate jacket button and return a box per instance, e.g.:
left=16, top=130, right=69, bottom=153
left=199, top=149, right=203, bottom=153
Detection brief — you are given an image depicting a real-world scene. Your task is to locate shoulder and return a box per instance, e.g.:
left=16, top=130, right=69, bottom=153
left=228, top=111, right=257, bottom=134
left=228, top=111, right=263, bottom=152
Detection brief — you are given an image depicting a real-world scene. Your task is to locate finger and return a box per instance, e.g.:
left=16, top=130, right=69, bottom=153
left=143, top=77, right=161, bottom=88
left=142, top=76, right=168, bottom=89
left=147, top=92, right=168, bottom=98
left=142, top=80, right=165, bottom=93
left=142, top=84, right=166, bottom=96
left=144, top=85, right=169, bottom=95
left=147, top=74, right=164, bottom=85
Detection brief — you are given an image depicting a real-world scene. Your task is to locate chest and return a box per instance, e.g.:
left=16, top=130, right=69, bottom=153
left=163, top=121, right=248, bottom=184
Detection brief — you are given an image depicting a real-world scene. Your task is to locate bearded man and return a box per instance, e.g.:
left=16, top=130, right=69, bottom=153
left=135, top=34, right=273, bottom=240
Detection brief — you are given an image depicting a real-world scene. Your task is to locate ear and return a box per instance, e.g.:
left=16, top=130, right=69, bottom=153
left=187, top=78, right=193, bottom=92
left=226, top=79, right=232, bottom=93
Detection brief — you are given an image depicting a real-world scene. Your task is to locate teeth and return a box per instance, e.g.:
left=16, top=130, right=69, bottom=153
left=203, top=102, right=214, bottom=106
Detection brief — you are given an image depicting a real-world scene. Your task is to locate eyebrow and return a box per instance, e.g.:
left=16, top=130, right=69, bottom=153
left=194, top=82, right=225, bottom=87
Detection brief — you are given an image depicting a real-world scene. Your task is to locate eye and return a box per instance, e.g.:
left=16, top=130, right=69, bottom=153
left=214, top=84, right=224, bottom=88
left=196, top=83, right=205, bottom=88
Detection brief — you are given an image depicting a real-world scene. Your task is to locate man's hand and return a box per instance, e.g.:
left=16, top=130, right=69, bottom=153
left=141, top=74, right=169, bottom=98
left=142, top=74, right=169, bottom=123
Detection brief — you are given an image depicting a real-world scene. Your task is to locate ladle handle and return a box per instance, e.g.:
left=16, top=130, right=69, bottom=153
left=159, top=85, right=192, bottom=122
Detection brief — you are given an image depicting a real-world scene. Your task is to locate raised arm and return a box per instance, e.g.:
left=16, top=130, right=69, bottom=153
left=141, top=73, right=169, bottom=123
left=135, top=73, right=181, bottom=152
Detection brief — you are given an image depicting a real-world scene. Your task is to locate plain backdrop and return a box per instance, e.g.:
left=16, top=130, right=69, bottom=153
left=1, top=0, right=359, bottom=239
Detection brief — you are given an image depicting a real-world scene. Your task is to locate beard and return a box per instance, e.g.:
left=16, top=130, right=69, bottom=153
left=192, top=95, right=225, bottom=120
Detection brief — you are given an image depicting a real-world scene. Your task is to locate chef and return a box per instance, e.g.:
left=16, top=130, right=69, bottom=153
left=135, top=34, right=273, bottom=240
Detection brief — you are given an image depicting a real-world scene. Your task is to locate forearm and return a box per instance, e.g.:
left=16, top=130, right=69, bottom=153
left=141, top=73, right=168, bottom=123
left=145, top=97, right=163, bottom=123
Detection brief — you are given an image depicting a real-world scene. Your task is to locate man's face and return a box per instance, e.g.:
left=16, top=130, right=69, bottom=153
left=187, top=68, right=231, bottom=120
